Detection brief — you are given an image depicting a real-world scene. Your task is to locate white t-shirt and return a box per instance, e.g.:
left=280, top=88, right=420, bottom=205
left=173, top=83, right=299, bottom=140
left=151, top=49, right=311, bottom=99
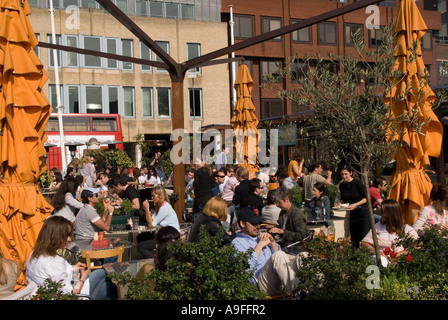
left=26, top=254, right=89, bottom=295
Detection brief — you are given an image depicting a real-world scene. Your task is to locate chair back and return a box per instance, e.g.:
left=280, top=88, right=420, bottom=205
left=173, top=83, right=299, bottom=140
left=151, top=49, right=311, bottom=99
left=82, top=245, right=125, bottom=271
left=179, top=222, right=193, bottom=242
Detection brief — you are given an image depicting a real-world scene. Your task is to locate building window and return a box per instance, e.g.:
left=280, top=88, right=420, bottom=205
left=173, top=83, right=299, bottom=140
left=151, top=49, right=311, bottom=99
left=149, top=1, right=163, bottom=18
left=140, top=41, right=152, bottom=71
left=34, top=33, right=40, bottom=58
left=291, top=101, right=309, bottom=113
left=189, top=88, right=202, bottom=118
left=318, top=21, right=337, bottom=45
left=83, top=36, right=102, bottom=67
left=65, top=35, right=78, bottom=67
left=123, top=87, right=135, bottom=117
left=135, top=0, right=148, bottom=16
left=121, top=39, right=133, bottom=70
left=291, top=59, right=309, bottom=83
left=142, top=87, right=153, bottom=117
left=116, top=0, right=128, bottom=14
left=260, top=60, right=282, bottom=83
left=261, top=99, right=283, bottom=119
left=261, top=17, right=282, bottom=41
left=157, top=87, right=171, bottom=117
left=187, top=42, right=201, bottom=74
left=438, top=60, right=448, bottom=78
left=64, top=0, right=77, bottom=7
left=234, top=14, right=254, bottom=39
left=290, top=19, right=311, bottom=43
left=67, top=85, right=79, bottom=113
left=106, top=38, right=118, bottom=69
left=368, top=27, right=384, bottom=48
left=344, top=23, right=363, bottom=47
left=47, top=34, right=62, bottom=67
left=48, top=0, right=61, bottom=9
left=48, top=84, right=63, bottom=109
left=109, top=87, right=119, bottom=114
left=81, top=0, right=96, bottom=8
left=379, top=0, right=396, bottom=7
left=85, top=86, right=103, bottom=113
left=181, top=4, right=195, bottom=19
left=29, top=0, right=39, bottom=8
left=155, top=40, right=169, bottom=72
left=423, top=0, right=437, bottom=11
left=421, top=31, right=432, bottom=51
left=165, top=2, right=179, bottom=19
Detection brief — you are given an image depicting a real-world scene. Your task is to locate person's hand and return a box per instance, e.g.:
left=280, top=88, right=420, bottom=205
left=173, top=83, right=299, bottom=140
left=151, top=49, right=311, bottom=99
left=269, top=227, right=284, bottom=235
left=440, top=223, right=448, bottom=231
left=75, top=262, right=87, bottom=270
left=259, top=232, right=273, bottom=247
left=79, top=267, right=91, bottom=280
left=143, top=199, right=150, bottom=210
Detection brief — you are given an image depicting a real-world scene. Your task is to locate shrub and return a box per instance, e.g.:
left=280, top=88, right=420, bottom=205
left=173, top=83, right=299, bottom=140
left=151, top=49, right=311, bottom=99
left=111, top=227, right=266, bottom=300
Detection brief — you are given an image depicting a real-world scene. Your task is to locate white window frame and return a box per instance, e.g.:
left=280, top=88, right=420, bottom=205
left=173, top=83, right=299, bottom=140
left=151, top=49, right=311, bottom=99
left=141, top=87, right=154, bottom=118
left=82, top=35, right=103, bottom=68
left=82, top=85, right=105, bottom=113
left=155, top=40, right=169, bottom=73
left=188, top=87, right=202, bottom=118
left=140, top=41, right=152, bottom=72
left=105, top=37, right=119, bottom=69
left=122, top=86, right=135, bottom=118
left=156, top=87, right=171, bottom=118
left=64, top=34, right=79, bottom=67
left=120, top=39, right=134, bottom=71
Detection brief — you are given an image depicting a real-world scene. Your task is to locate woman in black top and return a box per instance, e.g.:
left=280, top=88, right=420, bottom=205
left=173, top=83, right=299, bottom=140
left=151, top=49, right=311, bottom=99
left=338, top=165, right=369, bottom=248
left=188, top=197, right=233, bottom=244
left=192, top=158, right=214, bottom=215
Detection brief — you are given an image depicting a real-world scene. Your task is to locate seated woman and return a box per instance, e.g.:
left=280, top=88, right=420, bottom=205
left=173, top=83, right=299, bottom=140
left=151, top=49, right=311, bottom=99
left=188, top=196, right=233, bottom=244
left=146, top=166, right=161, bottom=186
left=0, top=250, right=20, bottom=299
left=308, top=182, right=331, bottom=218
left=52, top=176, right=83, bottom=224
left=137, top=186, right=180, bottom=258
left=413, top=184, right=448, bottom=232
left=50, top=171, right=63, bottom=191
left=361, top=199, right=418, bottom=263
left=26, top=216, right=117, bottom=300
left=136, top=226, right=181, bottom=279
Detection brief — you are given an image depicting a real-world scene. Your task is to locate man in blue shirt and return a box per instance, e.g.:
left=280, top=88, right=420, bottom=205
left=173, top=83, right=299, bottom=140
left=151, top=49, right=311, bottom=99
left=231, top=207, right=301, bottom=297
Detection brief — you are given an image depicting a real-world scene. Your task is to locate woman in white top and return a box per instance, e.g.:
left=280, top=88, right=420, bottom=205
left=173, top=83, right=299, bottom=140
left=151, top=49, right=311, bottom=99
left=146, top=166, right=161, bottom=186
left=78, top=155, right=96, bottom=187
left=361, top=200, right=418, bottom=263
left=137, top=186, right=180, bottom=258
left=52, top=176, right=84, bottom=223
left=26, top=216, right=117, bottom=300
left=413, top=184, right=448, bottom=232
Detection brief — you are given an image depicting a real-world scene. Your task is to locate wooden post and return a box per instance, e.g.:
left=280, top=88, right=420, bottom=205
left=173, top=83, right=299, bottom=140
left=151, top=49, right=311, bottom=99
left=171, top=80, right=186, bottom=222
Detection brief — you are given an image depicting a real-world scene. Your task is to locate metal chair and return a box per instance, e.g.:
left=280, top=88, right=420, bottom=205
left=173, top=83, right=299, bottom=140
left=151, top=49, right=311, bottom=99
left=81, top=245, right=125, bottom=271
left=179, top=222, right=193, bottom=242
left=284, top=230, right=314, bottom=256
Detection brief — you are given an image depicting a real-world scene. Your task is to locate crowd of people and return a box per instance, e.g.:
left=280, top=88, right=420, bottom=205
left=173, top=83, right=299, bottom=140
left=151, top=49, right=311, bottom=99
left=2, top=147, right=448, bottom=300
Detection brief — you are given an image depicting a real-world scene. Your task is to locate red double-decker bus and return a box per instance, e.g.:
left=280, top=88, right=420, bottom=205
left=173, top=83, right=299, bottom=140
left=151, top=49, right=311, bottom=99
left=44, top=113, right=124, bottom=170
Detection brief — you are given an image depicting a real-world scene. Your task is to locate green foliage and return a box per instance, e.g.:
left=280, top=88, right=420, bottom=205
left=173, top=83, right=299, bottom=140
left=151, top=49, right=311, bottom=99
left=111, top=227, right=266, bottom=300
left=31, top=279, right=79, bottom=300
left=161, top=150, right=173, bottom=179
left=298, top=225, right=448, bottom=300
left=88, top=149, right=134, bottom=169
left=290, top=185, right=304, bottom=205
left=324, top=184, right=340, bottom=199
left=95, top=196, right=132, bottom=216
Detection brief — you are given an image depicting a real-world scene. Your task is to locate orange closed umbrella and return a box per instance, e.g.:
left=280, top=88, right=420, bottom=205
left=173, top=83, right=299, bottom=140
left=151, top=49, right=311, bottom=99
left=0, top=0, right=53, bottom=290
left=230, top=64, right=259, bottom=178
left=386, top=0, right=443, bottom=225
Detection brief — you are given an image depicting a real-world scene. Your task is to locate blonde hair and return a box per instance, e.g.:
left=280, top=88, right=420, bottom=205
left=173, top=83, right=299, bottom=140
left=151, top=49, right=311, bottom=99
left=203, top=197, right=227, bottom=221
left=152, top=186, right=171, bottom=213
left=236, top=166, right=249, bottom=180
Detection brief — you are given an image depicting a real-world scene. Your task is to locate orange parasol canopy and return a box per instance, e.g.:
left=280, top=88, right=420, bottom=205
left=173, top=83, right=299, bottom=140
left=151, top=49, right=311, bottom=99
left=386, top=0, right=443, bottom=225
left=230, top=64, right=259, bottom=178
left=0, top=0, right=53, bottom=290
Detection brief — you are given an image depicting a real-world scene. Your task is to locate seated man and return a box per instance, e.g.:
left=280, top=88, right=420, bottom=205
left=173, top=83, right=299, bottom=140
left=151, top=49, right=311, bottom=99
left=74, top=187, right=115, bottom=243
left=232, top=207, right=304, bottom=297
left=268, top=186, right=311, bottom=247
left=240, top=178, right=265, bottom=214
left=370, top=177, right=387, bottom=223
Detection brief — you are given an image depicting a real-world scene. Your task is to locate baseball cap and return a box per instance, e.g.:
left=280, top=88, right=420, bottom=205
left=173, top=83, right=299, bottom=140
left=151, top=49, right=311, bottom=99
left=80, top=187, right=101, bottom=202
left=237, top=206, right=264, bottom=225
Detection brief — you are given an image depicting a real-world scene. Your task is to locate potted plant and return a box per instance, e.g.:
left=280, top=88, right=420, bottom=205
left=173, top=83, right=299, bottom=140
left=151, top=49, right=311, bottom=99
left=95, top=197, right=133, bottom=226
left=291, top=185, right=304, bottom=207
left=324, top=184, right=340, bottom=207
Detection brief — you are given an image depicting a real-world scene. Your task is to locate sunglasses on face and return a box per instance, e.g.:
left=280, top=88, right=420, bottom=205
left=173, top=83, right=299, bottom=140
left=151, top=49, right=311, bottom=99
left=218, top=175, right=226, bottom=178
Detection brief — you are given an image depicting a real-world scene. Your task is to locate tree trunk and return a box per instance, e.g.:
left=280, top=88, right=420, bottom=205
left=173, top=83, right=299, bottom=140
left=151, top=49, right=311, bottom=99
left=361, top=170, right=382, bottom=266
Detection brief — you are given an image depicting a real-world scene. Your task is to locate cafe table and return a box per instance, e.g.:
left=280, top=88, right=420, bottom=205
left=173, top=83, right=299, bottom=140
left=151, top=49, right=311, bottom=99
left=66, top=237, right=133, bottom=263
left=105, top=225, right=156, bottom=260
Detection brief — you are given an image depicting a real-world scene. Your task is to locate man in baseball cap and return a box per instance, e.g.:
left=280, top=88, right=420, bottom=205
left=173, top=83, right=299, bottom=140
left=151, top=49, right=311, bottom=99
left=80, top=187, right=102, bottom=203
left=232, top=206, right=301, bottom=297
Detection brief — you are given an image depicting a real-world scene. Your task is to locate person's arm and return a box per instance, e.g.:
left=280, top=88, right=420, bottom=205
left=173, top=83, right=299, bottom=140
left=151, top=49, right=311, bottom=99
left=282, top=209, right=310, bottom=244
left=323, top=170, right=332, bottom=185
left=142, top=200, right=154, bottom=230
left=292, top=160, right=304, bottom=179
left=65, top=193, right=84, bottom=210
left=254, top=233, right=275, bottom=257
left=93, top=199, right=114, bottom=231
